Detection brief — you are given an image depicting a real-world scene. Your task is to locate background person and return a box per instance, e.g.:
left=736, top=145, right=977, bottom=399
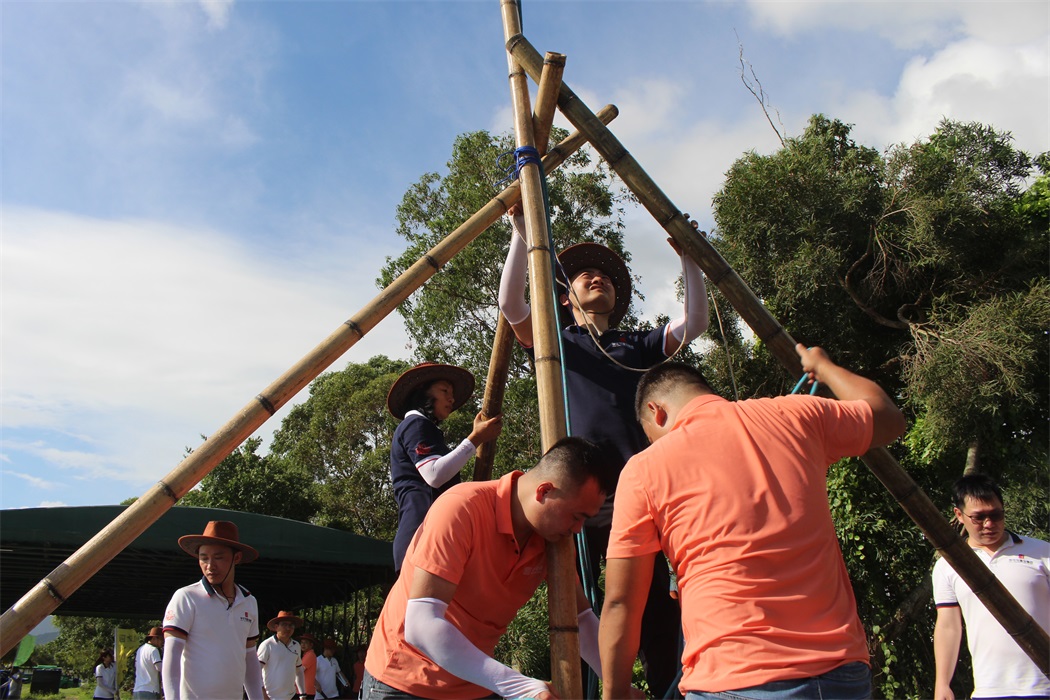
left=599, top=348, right=906, bottom=699
left=299, top=633, right=319, bottom=700
left=132, top=627, right=163, bottom=700
left=933, top=473, right=1050, bottom=700
left=161, top=520, right=264, bottom=700
left=94, top=649, right=118, bottom=700
left=258, top=611, right=306, bottom=700
left=387, top=362, right=503, bottom=573
left=314, top=639, right=346, bottom=699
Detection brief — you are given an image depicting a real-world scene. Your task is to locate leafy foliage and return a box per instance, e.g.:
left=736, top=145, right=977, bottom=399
left=713, top=115, right=1049, bottom=697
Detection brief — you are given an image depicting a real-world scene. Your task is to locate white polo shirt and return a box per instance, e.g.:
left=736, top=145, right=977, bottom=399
left=258, top=635, right=302, bottom=699
left=163, top=577, right=260, bottom=700
left=133, top=642, right=162, bottom=693
left=933, top=533, right=1050, bottom=698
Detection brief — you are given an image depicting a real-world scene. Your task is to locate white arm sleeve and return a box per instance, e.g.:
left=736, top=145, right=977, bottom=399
left=162, top=636, right=185, bottom=700
left=405, top=597, right=549, bottom=699
left=296, top=664, right=306, bottom=694
left=416, top=438, right=476, bottom=488
left=498, top=214, right=532, bottom=326
left=244, top=647, right=265, bottom=700
left=578, top=608, right=602, bottom=680
left=665, top=253, right=709, bottom=345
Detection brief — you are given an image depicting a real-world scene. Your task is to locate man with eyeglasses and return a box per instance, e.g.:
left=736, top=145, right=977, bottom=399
left=933, top=473, right=1050, bottom=700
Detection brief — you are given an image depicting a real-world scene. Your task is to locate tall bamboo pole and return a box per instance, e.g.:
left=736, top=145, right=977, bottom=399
left=474, top=51, right=567, bottom=484
left=501, top=3, right=581, bottom=697
left=506, top=31, right=1050, bottom=675
left=0, top=110, right=617, bottom=657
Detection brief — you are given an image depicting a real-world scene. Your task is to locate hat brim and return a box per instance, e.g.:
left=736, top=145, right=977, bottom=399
left=178, top=535, right=259, bottom=564
left=557, top=243, right=631, bottom=328
left=267, top=615, right=304, bottom=631
left=386, top=364, right=476, bottom=420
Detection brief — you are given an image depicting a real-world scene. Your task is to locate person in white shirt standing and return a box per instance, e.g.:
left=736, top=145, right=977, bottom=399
left=162, top=520, right=265, bottom=700
left=258, top=611, right=306, bottom=700
left=132, top=627, right=163, bottom=699
left=933, top=473, right=1050, bottom=700
left=315, top=639, right=348, bottom=700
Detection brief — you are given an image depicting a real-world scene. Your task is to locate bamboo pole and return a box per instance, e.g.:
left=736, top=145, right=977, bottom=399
left=500, top=3, right=580, bottom=697
left=0, top=107, right=619, bottom=658
left=473, top=53, right=565, bottom=484
left=506, top=31, right=1050, bottom=676
left=472, top=315, right=514, bottom=483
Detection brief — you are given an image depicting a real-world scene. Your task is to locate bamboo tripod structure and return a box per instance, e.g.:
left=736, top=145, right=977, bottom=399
left=0, top=108, right=618, bottom=658
left=2, top=7, right=1045, bottom=694
left=503, top=27, right=1050, bottom=678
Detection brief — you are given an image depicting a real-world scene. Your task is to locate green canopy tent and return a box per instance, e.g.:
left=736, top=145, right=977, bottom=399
left=0, top=506, right=395, bottom=622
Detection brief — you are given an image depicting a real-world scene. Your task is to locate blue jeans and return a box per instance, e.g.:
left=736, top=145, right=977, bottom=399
left=686, top=661, right=872, bottom=700
left=359, top=669, right=500, bottom=699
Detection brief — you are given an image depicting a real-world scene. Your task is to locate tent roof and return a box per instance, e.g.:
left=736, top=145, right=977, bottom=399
left=0, top=506, right=395, bottom=620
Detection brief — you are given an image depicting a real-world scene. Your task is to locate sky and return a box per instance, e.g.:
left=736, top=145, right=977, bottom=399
left=2, top=0, right=1047, bottom=511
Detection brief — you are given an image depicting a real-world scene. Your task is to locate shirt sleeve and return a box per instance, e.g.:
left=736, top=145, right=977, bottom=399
left=790, top=396, right=873, bottom=464
left=607, top=458, right=663, bottom=559
left=257, top=638, right=271, bottom=663
left=163, top=587, right=194, bottom=636
left=406, top=489, right=477, bottom=585
left=399, top=415, right=452, bottom=467
left=932, top=556, right=960, bottom=607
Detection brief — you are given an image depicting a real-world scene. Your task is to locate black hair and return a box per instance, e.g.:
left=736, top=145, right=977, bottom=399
left=951, top=473, right=1004, bottom=509
left=96, top=649, right=113, bottom=666
left=634, top=362, right=712, bottom=421
left=404, top=381, right=441, bottom=423
left=536, top=436, right=617, bottom=496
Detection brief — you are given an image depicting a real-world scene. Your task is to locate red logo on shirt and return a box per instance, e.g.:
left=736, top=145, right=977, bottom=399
left=165, top=610, right=174, bottom=621
left=414, top=443, right=433, bottom=457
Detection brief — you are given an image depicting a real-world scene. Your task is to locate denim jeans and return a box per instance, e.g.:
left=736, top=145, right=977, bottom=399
left=686, top=661, right=872, bottom=700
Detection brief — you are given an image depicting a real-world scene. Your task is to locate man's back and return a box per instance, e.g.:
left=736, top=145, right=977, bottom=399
left=610, top=392, right=874, bottom=691
left=133, top=642, right=161, bottom=693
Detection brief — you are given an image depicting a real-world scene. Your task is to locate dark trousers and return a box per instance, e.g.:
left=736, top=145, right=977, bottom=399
left=581, top=524, right=682, bottom=699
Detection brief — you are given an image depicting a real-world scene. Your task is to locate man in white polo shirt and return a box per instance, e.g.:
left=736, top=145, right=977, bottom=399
left=258, top=611, right=307, bottom=700
left=933, top=473, right=1050, bottom=700
left=132, top=627, right=164, bottom=699
left=162, top=520, right=265, bottom=700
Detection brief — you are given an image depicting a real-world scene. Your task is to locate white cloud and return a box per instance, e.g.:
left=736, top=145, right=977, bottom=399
left=745, top=0, right=1047, bottom=49
left=2, top=470, right=60, bottom=490
left=1, top=207, right=411, bottom=495
left=845, top=36, right=1049, bottom=153
left=36, top=501, right=69, bottom=509
left=199, top=0, right=234, bottom=30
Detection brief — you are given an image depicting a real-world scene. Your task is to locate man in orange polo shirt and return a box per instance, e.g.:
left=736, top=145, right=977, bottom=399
left=362, top=437, right=616, bottom=700
left=599, top=346, right=907, bottom=699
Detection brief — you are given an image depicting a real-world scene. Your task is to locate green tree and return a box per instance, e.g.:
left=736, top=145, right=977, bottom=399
left=712, top=115, right=1049, bottom=697
left=179, top=436, right=317, bottom=522
left=35, top=616, right=154, bottom=683
left=268, top=355, right=408, bottom=536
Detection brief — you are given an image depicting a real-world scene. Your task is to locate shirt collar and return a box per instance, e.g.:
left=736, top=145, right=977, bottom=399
left=671, top=394, right=726, bottom=430
left=495, top=470, right=524, bottom=537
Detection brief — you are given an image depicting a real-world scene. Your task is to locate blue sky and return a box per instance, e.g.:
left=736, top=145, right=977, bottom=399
left=2, top=0, right=1047, bottom=510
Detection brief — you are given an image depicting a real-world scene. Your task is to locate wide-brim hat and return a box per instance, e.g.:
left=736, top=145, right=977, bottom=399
left=178, top=520, right=258, bottom=564
left=298, top=633, right=320, bottom=646
left=267, top=611, right=304, bottom=632
left=146, top=627, right=164, bottom=640
left=322, top=638, right=340, bottom=651
left=386, top=363, right=475, bottom=420
left=557, top=242, right=631, bottom=328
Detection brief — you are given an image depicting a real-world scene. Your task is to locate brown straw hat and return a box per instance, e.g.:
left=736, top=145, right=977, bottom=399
left=267, top=611, right=304, bottom=632
left=145, top=627, right=164, bottom=640
left=557, top=242, right=631, bottom=328
left=386, top=363, right=475, bottom=420
left=322, top=638, right=340, bottom=651
left=178, top=520, right=259, bottom=564
left=298, top=633, right=320, bottom=647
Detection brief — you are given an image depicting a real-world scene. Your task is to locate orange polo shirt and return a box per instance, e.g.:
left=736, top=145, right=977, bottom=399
left=608, top=393, right=873, bottom=693
left=365, top=471, right=547, bottom=699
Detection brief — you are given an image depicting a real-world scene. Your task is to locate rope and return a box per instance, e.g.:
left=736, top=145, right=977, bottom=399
left=710, top=290, right=740, bottom=401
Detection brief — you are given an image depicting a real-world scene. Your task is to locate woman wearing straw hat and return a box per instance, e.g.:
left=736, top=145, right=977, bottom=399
left=387, top=362, right=503, bottom=572
left=161, top=520, right=264, bottom=700
left=298, top=633, right=319, bottom=700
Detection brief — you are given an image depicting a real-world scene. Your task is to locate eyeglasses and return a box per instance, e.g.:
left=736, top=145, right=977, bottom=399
left=962, top=510, right=1005, bottom=524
